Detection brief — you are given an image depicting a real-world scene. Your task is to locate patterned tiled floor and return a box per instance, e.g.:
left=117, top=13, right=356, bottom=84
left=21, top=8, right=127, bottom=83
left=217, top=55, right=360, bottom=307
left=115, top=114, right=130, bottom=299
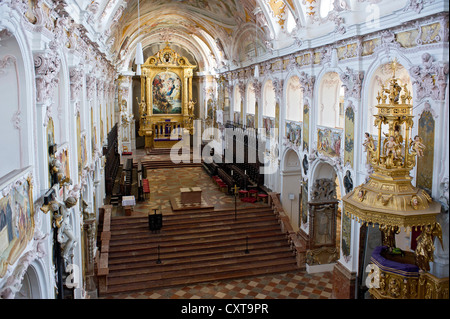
left=102, top=270, right=333, bottom=299
left=108, top=150, right=335, bottom=300
left=114, top=165, right=267, bottom=217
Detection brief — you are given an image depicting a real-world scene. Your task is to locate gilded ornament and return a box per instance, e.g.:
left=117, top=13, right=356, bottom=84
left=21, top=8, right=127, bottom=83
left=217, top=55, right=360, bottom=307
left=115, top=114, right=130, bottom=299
left=343, top=59, right=444, bottom=299
left=410, top=195, right=420, bottom=209
left=410, top=135, right=426, bottom=157
left=357, top=188, right=366, bottom=202
left=388, top=277, right=401, bottom=298
left=415, top=223, right=443, bottom=272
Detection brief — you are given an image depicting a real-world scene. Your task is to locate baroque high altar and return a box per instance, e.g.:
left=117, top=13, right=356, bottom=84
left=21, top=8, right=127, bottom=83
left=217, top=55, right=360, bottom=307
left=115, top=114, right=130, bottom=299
left=137, top=44, right=197, bottom=149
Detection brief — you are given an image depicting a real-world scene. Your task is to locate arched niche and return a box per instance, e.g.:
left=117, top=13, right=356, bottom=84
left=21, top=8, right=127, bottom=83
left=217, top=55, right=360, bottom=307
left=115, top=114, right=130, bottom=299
left=312, top=160, right=337, bottom=183
left=281, top=148, right=302, bottom=231
left=317, top=72, right=344, bottom=129
left=14, top=262, right=45, bottom=299
left=366, top=62, right=413, bottom=137
left=307, top=160, right=343, bottom=265
left=0, top=34, right=29, bottom=178
left=286, top=75, right=303, bottom=122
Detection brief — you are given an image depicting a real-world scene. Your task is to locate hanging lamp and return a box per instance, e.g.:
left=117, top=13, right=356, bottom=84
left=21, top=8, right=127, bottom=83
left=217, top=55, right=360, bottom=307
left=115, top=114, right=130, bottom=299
left=135, top=0, right=144, bottom=75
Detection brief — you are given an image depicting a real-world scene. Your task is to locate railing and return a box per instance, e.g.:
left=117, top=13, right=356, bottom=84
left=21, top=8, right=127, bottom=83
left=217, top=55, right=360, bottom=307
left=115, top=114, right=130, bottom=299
left=268, top=192, right=307, bottom=269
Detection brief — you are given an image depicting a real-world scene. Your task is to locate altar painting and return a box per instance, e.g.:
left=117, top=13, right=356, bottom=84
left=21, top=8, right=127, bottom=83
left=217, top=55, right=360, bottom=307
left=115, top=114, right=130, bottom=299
left=80, top=134, right=87, bottom=170
left=344, top=107, right=355, bottom=168
left=0, top=174, right=34, bottom=278
left=57, top=147, right=70, bottom=180
left=341, top=211, right=352, bottom=259
left=303, top=103, right=309, bottom=151
left=246, top=114, right=255, bottom=128
left=318, top=128, right=341, bottom=158
left=416, top=111, right=435, bottom=194
left=263, top=117, right=275, bottom=138
left=286, top=121, right=301, bottom=147
left=152, top=72, right=182, bottom=114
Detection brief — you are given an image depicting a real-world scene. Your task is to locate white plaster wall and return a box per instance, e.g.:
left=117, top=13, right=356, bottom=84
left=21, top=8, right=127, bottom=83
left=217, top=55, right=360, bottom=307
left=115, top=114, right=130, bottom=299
left=0, top=36, right=26, bottom=177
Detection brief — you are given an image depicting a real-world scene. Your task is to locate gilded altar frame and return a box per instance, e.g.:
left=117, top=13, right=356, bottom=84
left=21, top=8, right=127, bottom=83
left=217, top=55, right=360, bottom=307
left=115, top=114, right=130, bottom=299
left=138, top=44, right=197, bottom=148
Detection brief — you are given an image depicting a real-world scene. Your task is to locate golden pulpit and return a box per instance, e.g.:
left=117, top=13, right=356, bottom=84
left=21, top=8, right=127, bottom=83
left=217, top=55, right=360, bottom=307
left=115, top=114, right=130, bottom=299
left=342, top=60, right=447, bottom=299
left=137, top=43, right=196, bottom=149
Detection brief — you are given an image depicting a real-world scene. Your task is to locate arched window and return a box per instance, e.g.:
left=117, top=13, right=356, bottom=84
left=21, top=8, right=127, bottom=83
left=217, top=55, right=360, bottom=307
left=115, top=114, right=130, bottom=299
left=285, top=7, right=297, bottom=33
left=320, top=0, right=333, bottom=18
left=318, top=72, right=344, bottom=128
left=247, top=84, right=256, bottom=115
left=233, top=85, right=241, bottom=114
left=286, top=76, right=303, bottom=122
left=0, top=35, right=29, bottom=177
left=367, top=62, right=413, bottom=137
left=263, top=80, right=276, bottom=118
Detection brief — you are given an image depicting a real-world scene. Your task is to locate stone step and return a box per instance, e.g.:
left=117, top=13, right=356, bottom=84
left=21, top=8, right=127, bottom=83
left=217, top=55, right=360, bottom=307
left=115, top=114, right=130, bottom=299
left=139, top=161, right=203, bottom=170
left=109, top=215, right=279, bottom=239
left=101, top=202, right=297, bottom=296
left=108, top=232, right=287, bottom=259
left=105, top=259, right=297, bottom=295
left=110, top=206, right=274, bottom=224
left=109, top=223, right=282, bottom=248
left=110, top=212, right=275, bottom=231
left=108, top=252, right=295, bottom=280
left=108, top=246, right=293, bottom=273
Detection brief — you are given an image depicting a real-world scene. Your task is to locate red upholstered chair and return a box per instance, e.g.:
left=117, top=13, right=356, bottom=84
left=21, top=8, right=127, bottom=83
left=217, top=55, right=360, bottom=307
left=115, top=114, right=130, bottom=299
left=218, top=182, right=228, bottom=193
left=213, top=176, right=223, bottom=185
left=238, top=190, right=249, bottom=198
left=248, top=189, right=258, bottom=199
left=257, top=193, right=268, bottom=203
left=142, top=179, right=150, bottom=199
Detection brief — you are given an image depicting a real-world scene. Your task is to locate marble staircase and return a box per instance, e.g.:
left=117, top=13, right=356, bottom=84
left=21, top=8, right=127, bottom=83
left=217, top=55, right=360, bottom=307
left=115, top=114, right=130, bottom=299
left=101, top=206, right=298, bottom=296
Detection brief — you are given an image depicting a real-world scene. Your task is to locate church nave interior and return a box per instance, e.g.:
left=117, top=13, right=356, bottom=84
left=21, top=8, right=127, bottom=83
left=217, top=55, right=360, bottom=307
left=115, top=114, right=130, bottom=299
left=0, top=0, right=449, bottom=305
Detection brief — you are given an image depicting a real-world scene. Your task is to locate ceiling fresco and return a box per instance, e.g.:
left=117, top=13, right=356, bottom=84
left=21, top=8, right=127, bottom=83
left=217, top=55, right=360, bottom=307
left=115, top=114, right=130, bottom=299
left=111, top=0, right=264, bottom=69
left=72, top=0, right=410, bottom=74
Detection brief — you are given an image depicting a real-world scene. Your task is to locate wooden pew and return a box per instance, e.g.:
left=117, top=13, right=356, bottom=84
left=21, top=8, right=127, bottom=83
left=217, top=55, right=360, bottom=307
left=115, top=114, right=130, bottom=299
left=217, top=168, right=234, bottom=193
left=123, top=158, right=133, bottom=196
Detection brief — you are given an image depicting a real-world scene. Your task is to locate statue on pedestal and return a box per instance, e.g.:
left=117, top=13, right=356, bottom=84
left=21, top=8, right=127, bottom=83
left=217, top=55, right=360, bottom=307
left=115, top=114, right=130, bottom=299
left=50, top=196, right=78, bottom=263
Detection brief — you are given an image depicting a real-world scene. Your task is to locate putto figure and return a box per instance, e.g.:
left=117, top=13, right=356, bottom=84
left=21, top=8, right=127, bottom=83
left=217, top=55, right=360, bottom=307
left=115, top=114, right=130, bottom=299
left=410, top=135, right=426, bottom=157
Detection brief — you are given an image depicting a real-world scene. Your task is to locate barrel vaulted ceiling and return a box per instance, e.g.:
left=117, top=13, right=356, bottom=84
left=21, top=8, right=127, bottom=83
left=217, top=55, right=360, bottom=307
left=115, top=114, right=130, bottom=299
left=111, top=0, right=281, bottom=73
left=69, top=0, right=413, bottom=74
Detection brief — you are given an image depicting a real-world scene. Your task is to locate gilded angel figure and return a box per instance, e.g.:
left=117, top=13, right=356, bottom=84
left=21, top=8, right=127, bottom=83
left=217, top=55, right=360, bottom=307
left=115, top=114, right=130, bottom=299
left=415, top=223, right=443, bottom=272
left=363, top=132, right=375, bottom=153
left=410, top=135, right=426, bottom=157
